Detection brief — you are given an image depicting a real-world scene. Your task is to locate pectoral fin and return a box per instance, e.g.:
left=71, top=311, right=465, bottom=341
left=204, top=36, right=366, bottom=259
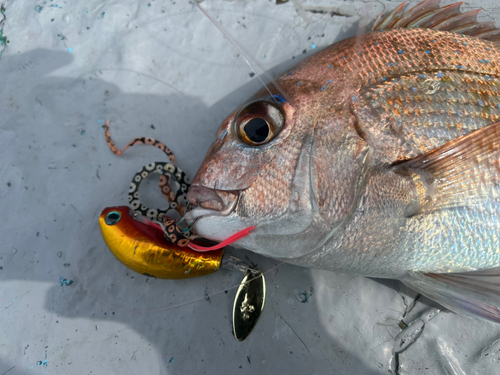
left=401, top=268, right=500, bottom=323
left=394, top=121, right=500, bottom=214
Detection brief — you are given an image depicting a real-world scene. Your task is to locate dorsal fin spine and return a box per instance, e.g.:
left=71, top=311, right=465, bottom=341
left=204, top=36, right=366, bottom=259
left=432, top=9, right=480, bottom=31
left=372, top=0, right=500, bottom=44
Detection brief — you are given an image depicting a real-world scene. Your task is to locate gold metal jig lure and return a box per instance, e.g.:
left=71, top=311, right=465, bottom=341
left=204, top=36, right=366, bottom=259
left=99, top=206, right=223, bottom=279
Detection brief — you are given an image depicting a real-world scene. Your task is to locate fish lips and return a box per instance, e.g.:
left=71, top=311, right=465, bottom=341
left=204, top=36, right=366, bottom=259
left=186, top=186, right=240, bottom=217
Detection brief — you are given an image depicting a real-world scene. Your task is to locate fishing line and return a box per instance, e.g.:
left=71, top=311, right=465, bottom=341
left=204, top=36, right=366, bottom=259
left=77, top=68, right=186, bottom=96
left=191, top=0, right=294, bottom=107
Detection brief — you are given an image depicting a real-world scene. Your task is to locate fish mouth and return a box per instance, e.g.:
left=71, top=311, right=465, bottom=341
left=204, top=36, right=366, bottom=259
left=185, top=186, right=239, bottom=221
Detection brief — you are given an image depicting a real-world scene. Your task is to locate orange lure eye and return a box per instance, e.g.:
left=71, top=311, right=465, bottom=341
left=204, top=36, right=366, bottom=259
left=234, top=98, right=285, bottom=146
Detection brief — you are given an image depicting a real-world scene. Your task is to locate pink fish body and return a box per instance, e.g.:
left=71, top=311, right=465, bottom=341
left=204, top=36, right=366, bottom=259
left=186, top=0, right=500, bottom=322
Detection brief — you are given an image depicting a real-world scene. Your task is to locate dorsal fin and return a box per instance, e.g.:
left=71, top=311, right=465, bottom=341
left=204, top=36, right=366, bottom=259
left=372, top=0, right=500, bottom=43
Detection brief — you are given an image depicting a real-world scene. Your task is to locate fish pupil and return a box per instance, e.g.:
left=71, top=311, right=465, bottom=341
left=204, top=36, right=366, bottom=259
left=105, top=211, right=121, bottom=225
left=244, top=118, right=269, bottom=143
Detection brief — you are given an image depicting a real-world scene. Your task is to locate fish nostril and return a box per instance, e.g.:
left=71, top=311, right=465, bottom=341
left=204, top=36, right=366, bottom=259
left=187, top=186, right=225, bottom=211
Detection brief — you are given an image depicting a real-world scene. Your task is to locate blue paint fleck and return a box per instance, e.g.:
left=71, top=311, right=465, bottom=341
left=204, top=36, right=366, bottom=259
left=374, top=42, right=379, bottom=45
left=328, top=65, right=332, bottom=68
left=36, top=360, right=48, bottom=366
left=67, top=47, right=73, bottom=53
left=296, top=82, right=302, bottom=86
left=463, top=42, right=467, bottom=45
left=310, top=44, right=317, bottom=49
left=80, top=130, right=86, bottom=136
left=478, top=101, right=484, bottom=106
left=497, top=104, right=500, bottom=109
left=394, top=78, right=398, bottom=82
left=320, top=85, right=326, bottom=91
left=412, top=87, right=416, bottom=92
left=487, top=48, right=491, bottom=51
left=343, top=56, right=347, bottom=59
left=485, top=60, right=490, bottom=63
left=35, top=5, right=43, bottom=13
left=50, top=4, right=62, bottom=8
left=60, top=277, right=73, bottom=286
left=398, top=50, right=403, bottom=54
left=456, top=51, right=460, bottom=54
left=486, top=75, right=491, bottom=80
left=97, top=119, right=102, bottom=124
left=431, top=39, right=435, bottom=42
left=436, top=72, right=443, bottom=78
left=419, top=74, right=425, bottom=78
left=169, top=357, right=174, bottom=363
left=425, top=50, right=430, bottom=54
left=328, top=79, right=331, bottom=83
left=296, top=290, right=313, bottom=303
left=352, top=96, right=356, bottom=102
left=456, top=65, right=461, bottom=69
left=147, top=3, right=151, bottom=7
left=359, top=51, right=363, bottom=55
left=479, top=59, right=484, bottom=63
left=382, top=77, right=386, bottom=81
left=388, top=62, right=394, bottom=66
left=273, top=94, right=286, bottom=103
left=84, top=10, right=88, bottom=14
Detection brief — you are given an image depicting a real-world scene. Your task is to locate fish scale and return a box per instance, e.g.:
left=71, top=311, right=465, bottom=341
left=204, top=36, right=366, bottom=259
left=284, top=29, right=500, bottom=106
left=357, top=71, right=500, bottom=162
left=403, top=203, right=500, bottom=272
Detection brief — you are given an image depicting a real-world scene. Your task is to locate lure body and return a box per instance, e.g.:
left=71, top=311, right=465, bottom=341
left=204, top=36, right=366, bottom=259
left=99, top=206, right=223, bottom=279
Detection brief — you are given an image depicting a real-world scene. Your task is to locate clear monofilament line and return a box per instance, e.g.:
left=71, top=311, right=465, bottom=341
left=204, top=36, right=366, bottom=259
left=191, top=0, right=293, bottom=106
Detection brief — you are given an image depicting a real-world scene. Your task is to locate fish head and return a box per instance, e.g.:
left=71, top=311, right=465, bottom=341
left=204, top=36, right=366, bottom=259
left=187, top=66, right=370, bottom=259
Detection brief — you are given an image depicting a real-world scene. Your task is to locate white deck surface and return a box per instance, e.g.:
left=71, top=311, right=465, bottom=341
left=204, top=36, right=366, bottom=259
left=1, top=0, right=500, bottom=374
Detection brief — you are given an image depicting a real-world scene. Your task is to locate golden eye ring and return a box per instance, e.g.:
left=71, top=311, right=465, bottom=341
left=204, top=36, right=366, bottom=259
left=234, top=98, right=285, bottom=146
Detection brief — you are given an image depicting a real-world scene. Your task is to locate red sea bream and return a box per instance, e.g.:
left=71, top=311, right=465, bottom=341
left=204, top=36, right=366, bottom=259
left=186, top=0, right=500, bottom=322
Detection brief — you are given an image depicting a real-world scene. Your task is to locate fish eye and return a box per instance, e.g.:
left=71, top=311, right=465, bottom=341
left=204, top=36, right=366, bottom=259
left=234, top=98, right=285, bottom=146
left=105, top=211, right=121, bottom=225
left=244, top=118, right=270, bottom=143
